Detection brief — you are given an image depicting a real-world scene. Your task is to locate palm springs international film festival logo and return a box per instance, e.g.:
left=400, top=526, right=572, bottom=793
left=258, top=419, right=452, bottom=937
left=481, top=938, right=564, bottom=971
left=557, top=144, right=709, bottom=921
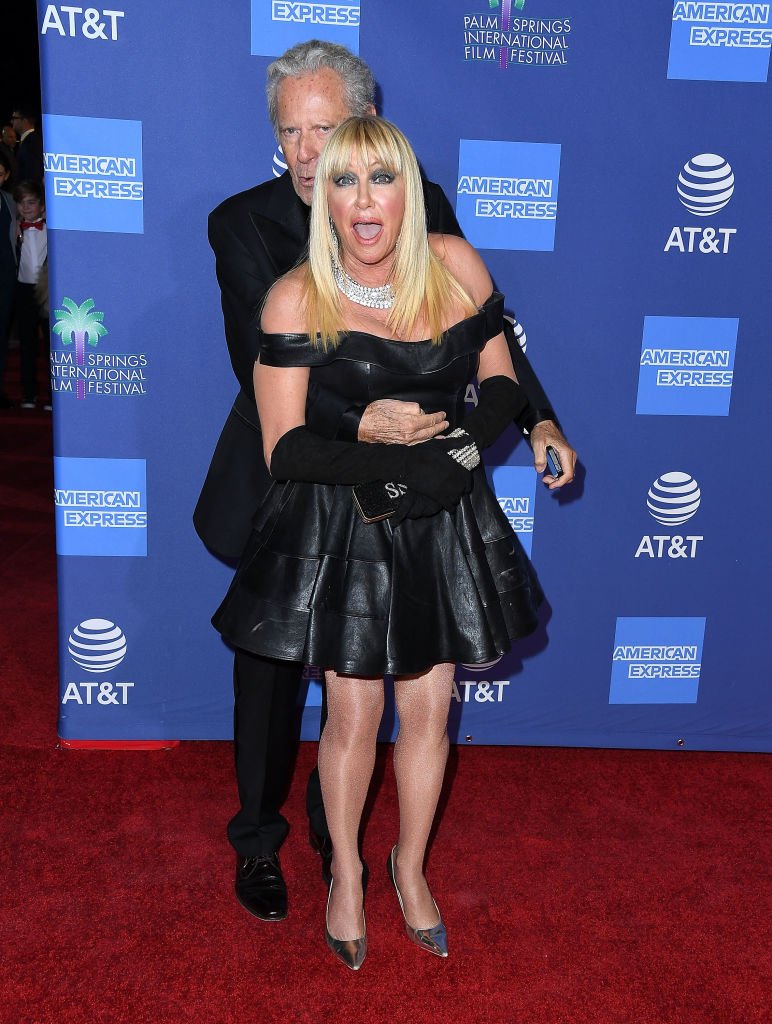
left=609, top=617, right=706, bottom=704
left=664, top=154, right=737, bottom=255
left=463, top=1, right=572, bottom=69
left=456, top=139, right=561, bottom=251
left=61, top=619, right=134, bottom=707
left=251, top=0, right=360, bottom=57
left=43, top=114, right=143, bottom=234
left=636, top=315, right=739, bottom=417
left=50, top=297, right=148, bottom=400
left=667, top=2, right=772, bottom=83
left=635, top=471, right=704, bottom=560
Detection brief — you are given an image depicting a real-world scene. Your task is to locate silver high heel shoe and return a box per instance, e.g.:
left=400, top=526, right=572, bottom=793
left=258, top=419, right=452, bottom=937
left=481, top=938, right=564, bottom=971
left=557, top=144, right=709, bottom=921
left=325, top=879, right=367, bottom=971
left=387, top=846, right=448, bottom=958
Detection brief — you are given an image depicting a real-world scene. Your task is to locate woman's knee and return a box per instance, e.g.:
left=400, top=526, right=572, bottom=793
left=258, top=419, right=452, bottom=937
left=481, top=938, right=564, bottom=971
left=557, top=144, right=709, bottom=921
left=394, top=676, right=453, bottom=744
left=323, top=674, right=384, bottom=744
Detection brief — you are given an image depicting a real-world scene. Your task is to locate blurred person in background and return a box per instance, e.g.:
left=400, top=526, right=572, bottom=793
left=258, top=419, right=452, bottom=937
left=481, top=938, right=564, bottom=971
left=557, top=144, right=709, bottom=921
left=0, top=150, right=17, bottom=409
left=14, top=179, right=49, bottom=410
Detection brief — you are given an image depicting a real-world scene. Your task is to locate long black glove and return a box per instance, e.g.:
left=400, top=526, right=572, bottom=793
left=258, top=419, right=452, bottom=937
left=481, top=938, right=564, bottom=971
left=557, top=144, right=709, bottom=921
left=461, top=375, right=529, bottom=450
left=391, top=490, right=444, bottom=525
left=392, top=375, right=527, bottom=525
left=270, top=426, right=473, bottom=511
left=392, top=376, right=526, bottom=525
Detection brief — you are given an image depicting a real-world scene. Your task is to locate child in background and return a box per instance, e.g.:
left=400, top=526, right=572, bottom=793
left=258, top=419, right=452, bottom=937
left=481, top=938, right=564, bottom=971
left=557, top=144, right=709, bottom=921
left=0, top=151, right=16, bottom=409
left=14, top=180, right=49, bottom=410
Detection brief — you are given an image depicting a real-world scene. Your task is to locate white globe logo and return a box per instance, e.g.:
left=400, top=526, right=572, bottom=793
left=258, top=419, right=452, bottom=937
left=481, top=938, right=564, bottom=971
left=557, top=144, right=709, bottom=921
left=504, top=314, right=527, bottom=354
left=677, top=154, right=734, bottom=217
left=461, top=655, right=504, bottom=671
left=272, top=146, right=287, bottom=179
left=68, top=619, right=128, bottom=673
left=646, top=472, right=701, bottom=527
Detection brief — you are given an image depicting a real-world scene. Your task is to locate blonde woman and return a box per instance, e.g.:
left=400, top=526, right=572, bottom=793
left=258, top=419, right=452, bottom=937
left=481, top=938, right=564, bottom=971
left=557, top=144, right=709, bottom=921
left=214, top=117, right=543, bottom=970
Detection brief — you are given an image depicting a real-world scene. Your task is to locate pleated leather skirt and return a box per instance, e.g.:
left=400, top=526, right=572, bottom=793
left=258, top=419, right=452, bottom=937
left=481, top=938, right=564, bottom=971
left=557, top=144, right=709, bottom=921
left=213, top=465, right=544, bottom=677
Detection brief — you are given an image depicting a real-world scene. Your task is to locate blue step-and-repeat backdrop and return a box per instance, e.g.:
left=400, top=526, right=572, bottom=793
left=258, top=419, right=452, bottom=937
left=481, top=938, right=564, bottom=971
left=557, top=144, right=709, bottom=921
left=39, top=1, right=772, bottom=751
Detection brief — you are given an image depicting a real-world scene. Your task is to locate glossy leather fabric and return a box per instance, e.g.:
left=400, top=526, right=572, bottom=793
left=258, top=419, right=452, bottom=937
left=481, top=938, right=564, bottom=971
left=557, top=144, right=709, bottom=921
left=262, top=293, right=505, bottom=430
left=213, top=294, right=544, bottom=676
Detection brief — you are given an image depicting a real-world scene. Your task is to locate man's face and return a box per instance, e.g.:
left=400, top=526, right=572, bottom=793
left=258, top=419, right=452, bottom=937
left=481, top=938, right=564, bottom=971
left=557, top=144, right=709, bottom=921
left=276, top=69, right=354, bottom=206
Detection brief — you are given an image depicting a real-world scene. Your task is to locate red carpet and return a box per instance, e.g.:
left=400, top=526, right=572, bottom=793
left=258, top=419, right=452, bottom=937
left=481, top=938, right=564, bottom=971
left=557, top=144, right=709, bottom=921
left=1, top=372, right=770, bottom=1024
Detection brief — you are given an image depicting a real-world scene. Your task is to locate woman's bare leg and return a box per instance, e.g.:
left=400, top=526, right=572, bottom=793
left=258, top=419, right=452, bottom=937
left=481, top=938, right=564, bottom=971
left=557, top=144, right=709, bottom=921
left=392, top=663, right=455, bottom=927
left=318, top=670, right=384, bottom=940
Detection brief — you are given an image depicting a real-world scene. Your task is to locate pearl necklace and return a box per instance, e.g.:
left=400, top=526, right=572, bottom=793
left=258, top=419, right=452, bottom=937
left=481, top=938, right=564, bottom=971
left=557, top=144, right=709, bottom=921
left=332, top=256, right=394, bottom=310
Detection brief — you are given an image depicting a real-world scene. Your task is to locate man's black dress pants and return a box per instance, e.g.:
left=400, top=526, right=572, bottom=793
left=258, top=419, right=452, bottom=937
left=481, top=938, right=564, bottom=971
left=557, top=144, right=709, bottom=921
left=228, top=647, right=328, bottom=858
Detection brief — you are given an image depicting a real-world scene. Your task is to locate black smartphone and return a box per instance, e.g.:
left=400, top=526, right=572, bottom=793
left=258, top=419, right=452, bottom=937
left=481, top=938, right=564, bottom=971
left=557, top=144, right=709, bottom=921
left=545, top=445, right=564, bottom=479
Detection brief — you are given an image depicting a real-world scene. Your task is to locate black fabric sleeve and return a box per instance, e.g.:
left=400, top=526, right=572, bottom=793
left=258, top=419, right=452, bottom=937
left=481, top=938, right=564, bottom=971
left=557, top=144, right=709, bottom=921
left=270, top=427, right=473, bottom=511
left=502, top=319, right=559, bottom=434
left=208, top=211, right=274, bottom=397
left=423, top=179, right=464, bottom=237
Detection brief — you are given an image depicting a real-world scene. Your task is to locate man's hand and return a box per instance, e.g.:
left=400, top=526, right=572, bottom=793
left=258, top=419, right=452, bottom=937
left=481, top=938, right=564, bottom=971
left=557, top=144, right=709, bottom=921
left=530, top=420, right=576, bottom=489
left=358, top=399, right=449, bottom=445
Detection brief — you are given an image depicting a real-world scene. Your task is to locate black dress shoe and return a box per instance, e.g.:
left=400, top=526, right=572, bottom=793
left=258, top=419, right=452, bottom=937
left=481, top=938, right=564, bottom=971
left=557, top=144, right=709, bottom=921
left=309, top=829, right=369, bottom=891
left=235, top=853, right=287, bottom=921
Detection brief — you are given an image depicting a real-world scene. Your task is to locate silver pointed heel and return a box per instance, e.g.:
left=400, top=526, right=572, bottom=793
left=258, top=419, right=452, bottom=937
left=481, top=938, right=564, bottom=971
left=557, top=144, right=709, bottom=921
left=325, top=879, right=367, bottom=971
left=387, top=846, right=448, bottom=958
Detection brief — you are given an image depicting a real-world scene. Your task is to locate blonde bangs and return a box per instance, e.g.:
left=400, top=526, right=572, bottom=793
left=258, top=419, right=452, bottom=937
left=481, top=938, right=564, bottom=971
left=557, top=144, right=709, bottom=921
left=321, top=117, right=405, bottom=182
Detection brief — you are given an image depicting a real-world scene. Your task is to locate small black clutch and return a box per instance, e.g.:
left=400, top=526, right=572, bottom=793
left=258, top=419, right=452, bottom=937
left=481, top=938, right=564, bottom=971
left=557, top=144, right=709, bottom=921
left=352, top=481, right=407, bottom=523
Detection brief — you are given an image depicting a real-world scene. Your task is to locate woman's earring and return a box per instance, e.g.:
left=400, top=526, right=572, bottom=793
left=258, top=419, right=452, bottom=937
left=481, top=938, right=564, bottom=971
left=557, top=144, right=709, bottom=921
left=329, top=217, right=340, bottom=264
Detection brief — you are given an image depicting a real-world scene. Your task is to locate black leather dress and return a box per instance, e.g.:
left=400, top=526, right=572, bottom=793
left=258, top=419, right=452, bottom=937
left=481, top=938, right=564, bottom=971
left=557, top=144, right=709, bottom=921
left=212, top=294, right=544, bottom=676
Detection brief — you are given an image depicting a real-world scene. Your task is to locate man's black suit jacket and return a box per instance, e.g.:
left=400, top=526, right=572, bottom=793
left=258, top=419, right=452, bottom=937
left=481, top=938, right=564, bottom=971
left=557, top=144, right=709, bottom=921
left=17, top=130, right=44, bottom=185
left=195, top=171, right=554, bottom=560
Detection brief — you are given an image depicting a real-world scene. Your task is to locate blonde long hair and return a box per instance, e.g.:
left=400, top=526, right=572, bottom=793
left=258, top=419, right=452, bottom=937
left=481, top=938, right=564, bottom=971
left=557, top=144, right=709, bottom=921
left=304, top=116, right=476, bottom=349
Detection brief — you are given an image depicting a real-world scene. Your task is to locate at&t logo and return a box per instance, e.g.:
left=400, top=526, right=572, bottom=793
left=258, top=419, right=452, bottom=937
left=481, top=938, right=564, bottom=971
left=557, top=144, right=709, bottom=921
left=452, top=679, right=510, bottom=703
left=664, top=154, right=737, bottom=254
left=272, top=146, right=288, bottom=179
left=62, top=618, right=134, bottom=705
left=68, top=618, right=127, bottom=670
left=41, top=6, right=124, bottom=40
left=635, top=471, right=704, bottom=559
left=460, top=656, right=505, bottom=671
left=505, top=314, right=527, bottom=353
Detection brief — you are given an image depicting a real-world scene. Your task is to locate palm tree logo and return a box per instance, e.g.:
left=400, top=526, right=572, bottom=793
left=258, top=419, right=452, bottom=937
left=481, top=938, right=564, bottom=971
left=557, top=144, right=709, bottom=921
left=52, top=297, right=108, bottom=401
left=489, top=1, right=526, bottom=11
left=488, top=0, right=525, bottom=66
